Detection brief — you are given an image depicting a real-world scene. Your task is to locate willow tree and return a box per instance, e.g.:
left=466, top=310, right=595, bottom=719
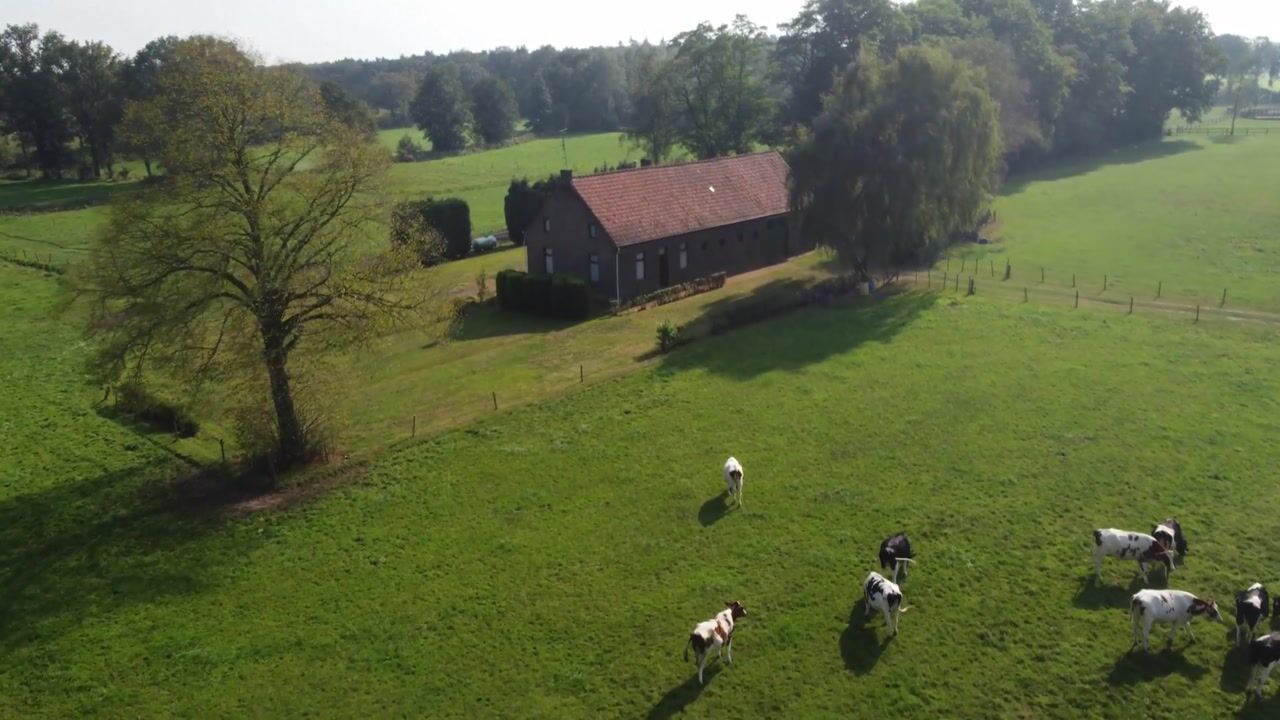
left=789, top=45, right=1001, bottom=276
left=73, top=38, right=432, bottom=469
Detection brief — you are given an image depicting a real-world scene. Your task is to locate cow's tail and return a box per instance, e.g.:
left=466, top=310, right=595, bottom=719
left=684, top=634, right=695, bottom=662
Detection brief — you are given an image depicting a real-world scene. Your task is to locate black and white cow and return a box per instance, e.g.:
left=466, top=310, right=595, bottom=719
left=684, top=601, right=746, bottom=684
left=863, top=572, right=904, bottom=637
left=1236, top=583, right=1271, bottom=646
left=878, top=532, right=915, bottom=583
left=1151, top=518, right=1188, bottom=557
left=1247, top=632, right=1280, bottom=699
left=1129, top=589, right=1222, bottom=652
left=723, top=457, right=744, bottom=509
left=1092, top=528, right=1175, bottom=582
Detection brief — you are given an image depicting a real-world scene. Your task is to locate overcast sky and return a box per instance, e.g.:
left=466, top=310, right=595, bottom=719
left=2, top=0, right=1275, bottom=64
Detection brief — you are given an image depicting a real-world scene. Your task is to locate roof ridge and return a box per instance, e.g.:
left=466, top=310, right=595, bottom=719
left=573, top=150, right=783, bottom=182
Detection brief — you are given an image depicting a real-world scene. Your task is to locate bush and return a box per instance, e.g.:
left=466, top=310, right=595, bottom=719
left=550, top=274, right=591, bottom=319
left=114, top=381, right=199, bottom=437
left=496, top=269, right=521, bottom=309
left=496, top=269, right=591, bottom=319
left=395, top=134, right=427, bottom=162
left=421, top=198, right=472, bottom=260
left=522, top=273, right=553, bottom=313
left=390, top=198, right=472, bottom=263
left=502, top=173, right=561, bottom=246
left=617, top=272, right=727, bottom=312
left=656, top=320, right=679, bottom=353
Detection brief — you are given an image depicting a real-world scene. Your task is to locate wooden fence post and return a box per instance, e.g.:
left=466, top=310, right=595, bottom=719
left=1074, top=290, right=1079, bottom=309
left=990, top=260, right=994, bottom=277
left=1220, top=288, right=1227, bottom=308
left=1195, top=305, right=1200, bottom=323
left=927, top=270, right=931, bottom=288
left=1024, top=287, right=1028, bottom=302
left=1103, top=274, right=1108, bottom=291
left=492, top=392, right=498, bottom=410
left=219, top=438, right=226, bottom=464
left=946, top=258, right=951, bottom=273
left=954, top=274, right=959, bottom=292
left=1072, top=273, right=1076, bottom=288
left=1157, top=280, right=1162, bottom=299
left=961, top=257, right=966, bottom=273
left=412, top=415, right=417, bottom=437
left=1041, top=267, right=1045, bottom=283
left=580, top=364, right=584, bottom=383
left=1129, top=297, right=1133, bottom=314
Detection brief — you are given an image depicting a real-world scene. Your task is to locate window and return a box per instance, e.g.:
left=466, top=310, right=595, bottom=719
left=544, top=247, right=554, bottom=274
left=635, top=252, right=646, bottom=280
left=543, top=218, right=551, bottom=233
left=679, top=243, right=688, bottom=269
left=589, top=223, right=599, bottom=238
left=589, top=254, right=600, bottom=283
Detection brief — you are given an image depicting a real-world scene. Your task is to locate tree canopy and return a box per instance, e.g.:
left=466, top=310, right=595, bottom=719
left=73, top=38, right=432, bottom=469
left=410, top=65, right=473, bottom=152
left=790, top=46, right=1002, bottom=276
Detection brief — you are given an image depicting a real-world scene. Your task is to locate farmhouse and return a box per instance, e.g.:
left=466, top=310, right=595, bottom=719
left=524, top=151, right=806, bottom=303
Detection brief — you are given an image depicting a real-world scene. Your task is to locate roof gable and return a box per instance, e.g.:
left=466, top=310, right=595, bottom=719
left=570, top=152, right=791, bottom=247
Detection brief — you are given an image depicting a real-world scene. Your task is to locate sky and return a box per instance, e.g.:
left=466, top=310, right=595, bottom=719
left=2, top=0, right=1276, bottom=65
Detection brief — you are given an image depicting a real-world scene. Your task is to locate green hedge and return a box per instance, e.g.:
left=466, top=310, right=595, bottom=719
left=496, top=269, right=591, bottom=319
left=390, top=197, right=472, bottom=264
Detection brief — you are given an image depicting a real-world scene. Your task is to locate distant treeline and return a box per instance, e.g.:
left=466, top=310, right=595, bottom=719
left=2, top=2, right=1277, bottom=180
left=299, top=1, right=1273, bottom=169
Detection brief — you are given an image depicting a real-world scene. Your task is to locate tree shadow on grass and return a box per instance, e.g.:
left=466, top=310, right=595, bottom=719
left=698, top=492, right=733, bottom=527
left=840, top=601, right=892, bottom=675
left=0, top=463, right=244, bottom=653
left=645, top=664, right=720, bottom=720
left=660, top=287, right=937, bottom=381
left=1107, top=649, right=1208, bottom=685
left=1071, top=573, right=1145, bottom=610
left=1001, top=139, right=1201, bottom=196
left=1221, top=640, right=1253, bottom=694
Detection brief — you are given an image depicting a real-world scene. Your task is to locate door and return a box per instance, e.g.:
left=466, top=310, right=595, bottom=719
left=764, top=220, right=788, bottom=265
left=658, top=246, right=670, bottom=287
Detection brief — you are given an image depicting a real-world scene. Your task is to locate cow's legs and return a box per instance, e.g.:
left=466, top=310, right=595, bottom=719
left=697, top=651, right=707, bottom=685
left=725, top=636, right=733, bottom=665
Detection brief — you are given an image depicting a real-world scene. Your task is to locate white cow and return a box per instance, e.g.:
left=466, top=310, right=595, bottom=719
left=1092, top=528, right=1174, bottom=582
left=1129, top=589, right=1222, bottom=652
left=723, top=457, right=744, bottom=508
left=684, top=601, right=746, bottom=684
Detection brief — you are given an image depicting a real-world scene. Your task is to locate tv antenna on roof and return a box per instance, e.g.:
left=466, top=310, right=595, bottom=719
left=560, top=129, right=569, bottom=169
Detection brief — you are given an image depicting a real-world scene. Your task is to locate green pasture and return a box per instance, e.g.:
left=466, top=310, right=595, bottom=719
left=5, top=262, right=1280, bottom=717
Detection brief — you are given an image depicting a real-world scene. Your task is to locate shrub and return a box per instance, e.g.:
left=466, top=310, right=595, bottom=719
left=496, top=269, right=521, bottom=309
left=617, top=272, right=727, bottom=312
left=656, top=320, right=679, bottom=353
left=114, top=381, right=199, bottom=437
left=118, top=166, right=131, bottom=181
left=395, top=134, right=427, bottom=162
left=522, top=273, right=553, bottom=313
left=421, top=198, right=472, bottom=260
left=390, top=198, right=472, bottom=264
left=550, top=274, right=591, bottom=319
left=475, top=268, right=488, bottom=302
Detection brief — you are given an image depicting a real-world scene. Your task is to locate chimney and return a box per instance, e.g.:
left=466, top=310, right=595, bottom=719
left=640, top=158, right=652, bottom=168
left=560, top=169, right=573, bottom=182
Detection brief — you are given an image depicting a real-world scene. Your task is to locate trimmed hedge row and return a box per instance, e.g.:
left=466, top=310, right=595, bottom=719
left=496, top=269, right=591, bottom=319
left=709, top=273, right=864, bottom=335
left=617, top=272, right=727, bottom=313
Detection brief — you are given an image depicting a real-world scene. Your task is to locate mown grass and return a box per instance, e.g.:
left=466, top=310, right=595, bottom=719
left=948, top=134, right=1280, bottom=311
left=5, top=279, right=1280, bottom=718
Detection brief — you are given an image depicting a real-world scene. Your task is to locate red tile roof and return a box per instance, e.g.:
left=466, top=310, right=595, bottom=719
left=571, top=151, right=791, bottom=247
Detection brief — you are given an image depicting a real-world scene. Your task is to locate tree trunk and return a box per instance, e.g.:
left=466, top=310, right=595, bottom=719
left=262, top=331, right=307, bottom=468
left=144, top=158, right=153, bottom=178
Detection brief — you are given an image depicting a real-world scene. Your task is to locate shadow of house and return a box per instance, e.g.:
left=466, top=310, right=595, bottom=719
left=1107, top=650, right=1208, bottom=686
left=1001, top=140, right=1202, bottom=197
left=0, top=463, right=245, bottom=653
left=840, top=601, right=892, bottom=675
left=645, top=665, right=718, bottom=720
left=661, top=287, right=937, bottom=381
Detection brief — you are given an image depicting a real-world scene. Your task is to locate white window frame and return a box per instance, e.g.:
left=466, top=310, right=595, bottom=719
left=589, top=223, right=599, bottom=238
left=544, top=247, right=554, bottom=274
left=543, top=218, right=551, bottom=233
left=589, top=254, right=600, bottom=283
left=679, top=243, right=688, bottom=269
left=635, top=251, right=646, bottom=280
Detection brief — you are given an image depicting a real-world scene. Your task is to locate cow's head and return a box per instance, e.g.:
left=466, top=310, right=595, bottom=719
left=725, top=601, right=746, bottom=619
left=1192, top=598, right=1222, bottom=622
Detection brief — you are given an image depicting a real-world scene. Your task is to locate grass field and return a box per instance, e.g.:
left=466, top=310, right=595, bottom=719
left=6, top=267, right=1280, bottom=717
left=946, top=134, right=1280, bottom=311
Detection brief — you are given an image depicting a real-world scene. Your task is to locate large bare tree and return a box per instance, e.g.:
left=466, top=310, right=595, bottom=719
left=73, top=37, right=432, bottom=469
